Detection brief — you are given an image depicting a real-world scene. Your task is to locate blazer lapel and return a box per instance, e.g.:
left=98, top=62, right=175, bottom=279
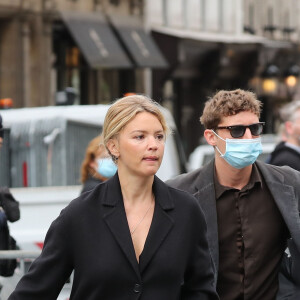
left=194, top=160, right=219, bottom=273
left=139, top=177, right=174, bottom=274
left=102, top=175, right=141, bottom=279
left=269, top=183, right=300, bottom=246
left=257, top=162, right=300, bottom=251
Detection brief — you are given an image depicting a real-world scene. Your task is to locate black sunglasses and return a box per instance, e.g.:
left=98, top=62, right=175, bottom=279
left=215, top=122, right=265, bottom=138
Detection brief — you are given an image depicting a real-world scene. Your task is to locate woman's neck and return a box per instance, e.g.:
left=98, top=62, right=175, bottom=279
left=118, top=171, right=154, bottom=205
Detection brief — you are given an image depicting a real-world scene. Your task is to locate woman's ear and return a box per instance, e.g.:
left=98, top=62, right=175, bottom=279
left=107, top=138, right=120, bottom=158
left=204, top=129, right=217, bottom=146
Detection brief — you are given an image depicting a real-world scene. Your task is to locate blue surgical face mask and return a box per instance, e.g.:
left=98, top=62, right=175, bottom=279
left=212, top=130, right=263, bottom=169
left=97, top=158, right=117, bottom=178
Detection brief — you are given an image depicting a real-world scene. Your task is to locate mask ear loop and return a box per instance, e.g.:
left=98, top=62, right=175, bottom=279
left=211, top=129, right=226, bottom=157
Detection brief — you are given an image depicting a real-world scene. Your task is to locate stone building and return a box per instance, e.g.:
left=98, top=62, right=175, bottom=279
left=1, top=0, right=300, bottom=156
left=0, top=0, right=166, bottom=108
left=146, top=0, right=300, bottom=154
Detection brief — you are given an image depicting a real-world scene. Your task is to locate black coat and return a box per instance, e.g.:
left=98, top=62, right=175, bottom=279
left=9, top=174, right=218, bottom=300
left=0, top=187, right=20, bottom=222
left=268, top=142, right=300, bottom=171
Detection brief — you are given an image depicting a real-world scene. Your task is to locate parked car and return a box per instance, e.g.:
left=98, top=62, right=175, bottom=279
left=187, top=134, right=278, bottom=172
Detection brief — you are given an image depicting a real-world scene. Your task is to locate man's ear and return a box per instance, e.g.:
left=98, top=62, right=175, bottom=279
left=204, top=129, right=217, bottom=146
left=107, top=138, right=120, bottom=158
left=285, top=121, right=293, bottom=136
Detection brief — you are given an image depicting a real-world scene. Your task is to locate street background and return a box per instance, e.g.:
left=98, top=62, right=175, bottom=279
left=1, top=0, right=300, bottom=186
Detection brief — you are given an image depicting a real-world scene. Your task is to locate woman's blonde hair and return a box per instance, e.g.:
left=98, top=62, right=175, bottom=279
left=80, top=135, right=107, bottom=183
left=102, top=95, right=170, bottom=155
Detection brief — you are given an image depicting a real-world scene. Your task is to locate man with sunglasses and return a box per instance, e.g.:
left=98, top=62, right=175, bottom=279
left=167, top=89, right=300, bottom=299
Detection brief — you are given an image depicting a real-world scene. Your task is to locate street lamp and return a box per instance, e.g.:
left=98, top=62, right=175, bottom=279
left=261, top=64, right=279, bottom=94
left=285, top=64, right=300, bottom=93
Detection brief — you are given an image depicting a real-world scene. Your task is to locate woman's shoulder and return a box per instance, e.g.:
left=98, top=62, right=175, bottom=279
left=62, top=182, right=106, bottom=217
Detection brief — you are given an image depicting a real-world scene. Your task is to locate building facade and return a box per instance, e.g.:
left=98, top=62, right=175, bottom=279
left=146, top=0, right=300, bottom=155
left=1, top=0, right=300, bottom=156
left=0, top=0, right=166, bottom=108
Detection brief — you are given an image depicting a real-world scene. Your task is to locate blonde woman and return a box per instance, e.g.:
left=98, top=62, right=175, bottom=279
left=9, top=95, right=218, bottom=300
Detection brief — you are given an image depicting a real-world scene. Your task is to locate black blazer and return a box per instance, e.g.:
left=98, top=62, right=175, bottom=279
left=166, top=160, right=300, bottom=298
left=9, top=174, right=218, bottom=300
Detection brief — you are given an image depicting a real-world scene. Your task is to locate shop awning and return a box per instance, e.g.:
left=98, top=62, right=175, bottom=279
left=151, top=25, right=267, bottom=44
left=109, top=15, right=168, bottom=68
left=60, top=11, right=132, bottom=69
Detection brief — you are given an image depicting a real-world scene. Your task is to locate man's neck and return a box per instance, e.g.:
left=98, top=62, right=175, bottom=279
left=285, top=136, right=300, bottom=149
left=215, top=156, right=252, bottom=190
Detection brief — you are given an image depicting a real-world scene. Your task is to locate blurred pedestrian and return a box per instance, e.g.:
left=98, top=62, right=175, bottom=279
left=167, top=89, right=300, bottom=299
left=268, top=100, right=300, bottom=171
left=0, top=113, right=20, bottom=277
left=8, top=95, right=218, bottom=299
left=80, top=135, right=117, bottom=194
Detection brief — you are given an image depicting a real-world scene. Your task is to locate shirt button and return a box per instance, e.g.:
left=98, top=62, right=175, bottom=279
left=133, top=283, right=141, bottom=293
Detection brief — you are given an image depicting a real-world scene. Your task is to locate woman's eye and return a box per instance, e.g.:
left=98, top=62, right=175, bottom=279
left=135, top=135, right=144, bottom=140
left=156, top=134, right=165, bottom=140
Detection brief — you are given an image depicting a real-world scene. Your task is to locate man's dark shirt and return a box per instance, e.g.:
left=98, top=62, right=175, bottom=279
left=215, top=163, right=288, bottom=300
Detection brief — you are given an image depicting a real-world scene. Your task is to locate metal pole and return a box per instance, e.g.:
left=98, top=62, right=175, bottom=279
left=0, top=250, right=41, bottom=259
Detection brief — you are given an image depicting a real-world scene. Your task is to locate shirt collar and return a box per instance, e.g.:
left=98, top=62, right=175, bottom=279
left=214, top=163, right=263, bottom=199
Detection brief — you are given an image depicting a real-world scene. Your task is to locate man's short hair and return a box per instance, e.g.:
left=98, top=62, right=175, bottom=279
left=200, top=89, right=262, bottom=129
left=279, top=100, right=300, bottom=122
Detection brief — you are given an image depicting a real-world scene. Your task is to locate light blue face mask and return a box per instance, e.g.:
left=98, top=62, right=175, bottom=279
left=212, top=130, right=263, bottom=169
left=97, top=158, right=117, bottom=178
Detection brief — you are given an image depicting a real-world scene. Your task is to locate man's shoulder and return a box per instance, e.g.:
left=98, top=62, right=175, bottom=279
left=259, top=159, right=299, bottom=172
left=165, top=163, right=211, bottom=194
left=270, top=142, right=300, bottom=159
left=269, top=142, right=300, bottom=171
left=166, top=168, right=201, bottom=185
left=257, top=160, right=300, bottom=183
